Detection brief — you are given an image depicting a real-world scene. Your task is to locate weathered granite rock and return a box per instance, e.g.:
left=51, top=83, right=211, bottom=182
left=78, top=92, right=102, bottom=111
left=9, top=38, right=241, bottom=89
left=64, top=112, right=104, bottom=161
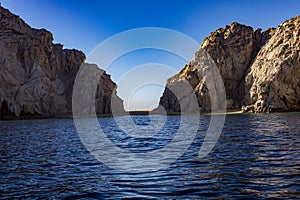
left=158, top=22, right=272, bottom=113
left=244, top=16, right=300, bottom=112
left=0, top=6, right=124, bottom=119
left=155, top=48, right=226, bottom=114
left=72, top=63, right=125, bottom=117
left=200, top=22, right=273, bottom=109
left=158, top=17, right=299, bottom=113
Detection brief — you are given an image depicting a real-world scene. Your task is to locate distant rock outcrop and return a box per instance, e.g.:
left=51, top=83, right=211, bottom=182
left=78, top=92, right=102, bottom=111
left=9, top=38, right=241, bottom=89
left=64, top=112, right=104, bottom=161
left=157, top=17, right=299, bottom=113
left=0, top=6, right=124, bottom=119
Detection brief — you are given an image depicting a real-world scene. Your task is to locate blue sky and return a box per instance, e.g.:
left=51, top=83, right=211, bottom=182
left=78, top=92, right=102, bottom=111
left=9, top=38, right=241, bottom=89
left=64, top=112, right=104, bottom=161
left=1, top=0, right=300, bottom=110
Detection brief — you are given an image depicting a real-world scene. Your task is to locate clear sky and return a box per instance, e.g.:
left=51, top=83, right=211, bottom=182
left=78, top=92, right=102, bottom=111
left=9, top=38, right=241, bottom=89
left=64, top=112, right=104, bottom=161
left=1, top=0, right=299, bottom=110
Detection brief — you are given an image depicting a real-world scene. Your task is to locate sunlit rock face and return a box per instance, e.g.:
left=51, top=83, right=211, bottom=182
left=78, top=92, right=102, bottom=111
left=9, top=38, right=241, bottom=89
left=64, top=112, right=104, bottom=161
left=158, top=17, right=299, bottom=113
left=0, top=6, right=124, bottom=119
left=244, top=16, right=300, bottom=113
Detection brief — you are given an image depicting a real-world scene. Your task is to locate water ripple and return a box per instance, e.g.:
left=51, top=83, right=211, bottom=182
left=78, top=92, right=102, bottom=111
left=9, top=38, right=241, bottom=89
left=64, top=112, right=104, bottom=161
left=0, top=113, right=300, bottom=199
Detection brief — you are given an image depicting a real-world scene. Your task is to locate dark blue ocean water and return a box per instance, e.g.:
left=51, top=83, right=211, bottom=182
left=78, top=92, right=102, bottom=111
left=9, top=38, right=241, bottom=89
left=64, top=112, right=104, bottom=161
left=1, top=113, right=300, bottom=199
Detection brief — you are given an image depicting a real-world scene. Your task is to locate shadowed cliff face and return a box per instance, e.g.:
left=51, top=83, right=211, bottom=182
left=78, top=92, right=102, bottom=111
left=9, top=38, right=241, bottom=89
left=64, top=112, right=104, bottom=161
left=0, top=6, right=124, bottom=119
left=158, top=17, right=300, bottom=113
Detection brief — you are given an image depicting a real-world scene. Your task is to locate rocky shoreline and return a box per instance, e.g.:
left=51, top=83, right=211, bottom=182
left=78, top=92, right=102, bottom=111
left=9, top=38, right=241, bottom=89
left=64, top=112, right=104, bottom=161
left=0, top=5, right=299, bottom=120
left=157, top=16, right=300, bottom=114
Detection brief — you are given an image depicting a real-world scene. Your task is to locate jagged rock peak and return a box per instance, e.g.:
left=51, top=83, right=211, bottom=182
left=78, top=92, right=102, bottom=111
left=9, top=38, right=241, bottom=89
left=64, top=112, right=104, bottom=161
left=0, top=6, right=55, bottom=44
left=202, top=22, right=254, bottom=48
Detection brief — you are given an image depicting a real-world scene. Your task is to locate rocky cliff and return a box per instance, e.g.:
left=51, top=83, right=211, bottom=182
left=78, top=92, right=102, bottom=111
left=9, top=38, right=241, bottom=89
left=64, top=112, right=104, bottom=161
left=244, top=16, right=300, bottom=112
left=0, top=6, right=124, bottom=119
left=158, top=17, right=299, bottom=113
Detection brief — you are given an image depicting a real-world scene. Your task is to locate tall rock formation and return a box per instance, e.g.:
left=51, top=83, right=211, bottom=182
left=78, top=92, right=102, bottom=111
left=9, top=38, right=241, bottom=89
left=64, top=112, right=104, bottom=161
left=0, top=6, right=124, bottom=119
left=244, top=16, right=300, bottom=112
left=201, top=23, right=274, bottom=109
left=158, top=17, right=299, bottom=113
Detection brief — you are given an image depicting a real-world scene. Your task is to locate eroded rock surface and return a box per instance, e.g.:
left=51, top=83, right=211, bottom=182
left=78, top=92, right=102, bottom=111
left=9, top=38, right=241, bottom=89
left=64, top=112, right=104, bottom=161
left=244, top=16, right=300, bottom=112
left=158, top=17, right=299, bottom=113
left=0, top=6, right=124, bottom=119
